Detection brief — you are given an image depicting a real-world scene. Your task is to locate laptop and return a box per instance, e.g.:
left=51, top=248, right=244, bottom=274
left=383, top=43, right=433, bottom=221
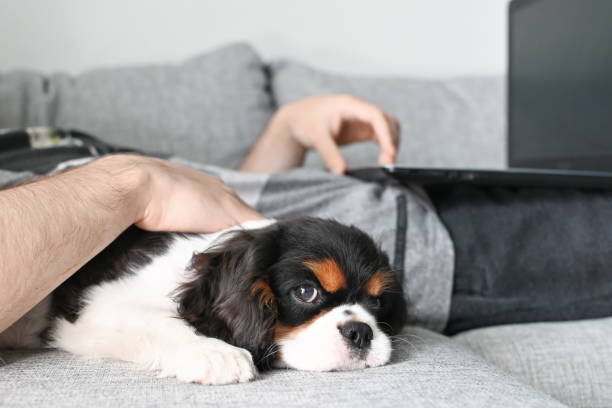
left=350, top=0, right=612, bottom=189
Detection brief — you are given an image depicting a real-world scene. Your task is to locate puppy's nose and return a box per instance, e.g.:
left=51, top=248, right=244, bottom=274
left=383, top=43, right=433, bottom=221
left=339, top=321, right=373, bottom=349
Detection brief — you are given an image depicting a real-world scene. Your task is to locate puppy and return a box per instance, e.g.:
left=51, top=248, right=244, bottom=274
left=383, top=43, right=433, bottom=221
left=0, top=217, right=407, bottom=384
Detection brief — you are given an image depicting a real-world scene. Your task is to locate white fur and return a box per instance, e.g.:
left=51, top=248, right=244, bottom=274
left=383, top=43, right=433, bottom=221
left=48, top=219, right=273, bottom=384
left=275, top=304, right=392, bottom=371
left=1, top=217, right=394, bottom=384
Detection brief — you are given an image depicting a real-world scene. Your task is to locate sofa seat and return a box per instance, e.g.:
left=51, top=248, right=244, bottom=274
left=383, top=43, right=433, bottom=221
left=0, top=326, right=563, bottom=408
left=455, top=316, right=612, bottom=408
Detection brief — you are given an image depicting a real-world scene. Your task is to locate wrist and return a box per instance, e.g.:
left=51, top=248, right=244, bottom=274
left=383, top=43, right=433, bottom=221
left=241, top=105, right=307, bottom=173
left=91, top=154, right=152, bottom=225
left=266, top=106, right=302, bottom=149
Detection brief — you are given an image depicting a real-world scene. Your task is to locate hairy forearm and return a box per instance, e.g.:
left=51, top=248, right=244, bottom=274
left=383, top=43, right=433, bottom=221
left=0, top=156, right=145, bottom=332
left=240, top=107, right=307, bottom=173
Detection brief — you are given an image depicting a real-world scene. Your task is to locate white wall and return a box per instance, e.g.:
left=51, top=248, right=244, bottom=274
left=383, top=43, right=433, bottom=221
left=0, top=0, right=510, bottom=77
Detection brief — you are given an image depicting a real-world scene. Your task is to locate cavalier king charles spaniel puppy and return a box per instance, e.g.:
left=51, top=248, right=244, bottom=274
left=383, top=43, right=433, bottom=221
left=1, top=217, right=406, bottom=385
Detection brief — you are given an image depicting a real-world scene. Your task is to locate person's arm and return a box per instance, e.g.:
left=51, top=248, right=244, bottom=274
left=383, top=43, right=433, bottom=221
left=0, top=154, right=263, bottom=332
left=240, top=95, right=399, bottom=174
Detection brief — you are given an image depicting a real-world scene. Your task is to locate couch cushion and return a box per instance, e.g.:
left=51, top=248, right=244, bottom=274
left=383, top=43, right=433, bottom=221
left=270, top=60, right=505, bottom=170
left=0, top=72, right=51, bottom=127
left=0, top=327, right=562, bottom=408
left=0, top=43, right=274, bottom=168
left=454, top=317, right=612, bottom=408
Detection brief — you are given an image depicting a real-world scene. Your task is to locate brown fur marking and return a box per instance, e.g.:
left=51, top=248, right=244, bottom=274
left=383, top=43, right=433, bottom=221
left=303, top=259, right=346, bottom=293
left=365, top=269, right=393, bottom=296
left=250, top=280, right=275, bottom=307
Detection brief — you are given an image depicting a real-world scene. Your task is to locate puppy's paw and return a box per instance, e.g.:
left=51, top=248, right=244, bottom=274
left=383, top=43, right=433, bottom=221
left=160, top=339, right=257, bottom=385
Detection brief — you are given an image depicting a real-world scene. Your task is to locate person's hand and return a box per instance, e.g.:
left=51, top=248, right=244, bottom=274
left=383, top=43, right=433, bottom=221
left=282, top=95, right=399, bottom=173
left=100, top=155, right=264, bottom=233
left=241, top=95, right=399, bottom=174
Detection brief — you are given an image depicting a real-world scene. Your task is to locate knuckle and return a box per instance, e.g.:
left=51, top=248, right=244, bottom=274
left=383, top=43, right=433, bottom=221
left=338, top=94, right=359, bottom=104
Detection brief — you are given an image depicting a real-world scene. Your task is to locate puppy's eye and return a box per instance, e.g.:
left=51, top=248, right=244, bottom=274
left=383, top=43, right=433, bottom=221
left=374, top=297, right=382, bottom=308
left=369, top=296, right=382, bottom=309
left=292, top=285, right=319, bottom=303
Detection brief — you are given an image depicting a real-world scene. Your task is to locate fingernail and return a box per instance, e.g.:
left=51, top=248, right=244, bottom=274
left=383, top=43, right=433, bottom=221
left=332, top=165, right=345, bottom=174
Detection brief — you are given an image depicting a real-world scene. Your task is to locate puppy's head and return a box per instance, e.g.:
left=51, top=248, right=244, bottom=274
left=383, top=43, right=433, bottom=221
left=176, top=217, right=407, bottom=371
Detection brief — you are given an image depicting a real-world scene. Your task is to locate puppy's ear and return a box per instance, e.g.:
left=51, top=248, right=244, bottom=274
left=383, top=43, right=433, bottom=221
left=174, top=225, right=280, bottom=369
left=379, top=275, right=408, bottom=335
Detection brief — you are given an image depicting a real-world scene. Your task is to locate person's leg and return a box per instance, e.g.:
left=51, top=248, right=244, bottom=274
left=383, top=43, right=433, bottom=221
left=426, top=185, right=612, bottom=335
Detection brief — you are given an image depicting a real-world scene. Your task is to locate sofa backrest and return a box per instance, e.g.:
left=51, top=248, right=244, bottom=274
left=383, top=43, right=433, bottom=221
left=271, top=60, right=506, bottom=169
left=0, top=43, right=505, bottom=169
left=0, top=43, right=274, bottom=169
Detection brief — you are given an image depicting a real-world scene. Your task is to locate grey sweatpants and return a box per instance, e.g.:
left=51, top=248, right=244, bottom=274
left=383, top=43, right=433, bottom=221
left=428, top=185, right=612, bottom=334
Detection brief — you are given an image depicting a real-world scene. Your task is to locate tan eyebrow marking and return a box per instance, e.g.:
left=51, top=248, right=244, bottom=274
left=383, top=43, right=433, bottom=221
left=250, top=280, right=275, bottom=307
left=365, top=269, right=394, bottom=296
left=303, top=259, right=347, bottom=293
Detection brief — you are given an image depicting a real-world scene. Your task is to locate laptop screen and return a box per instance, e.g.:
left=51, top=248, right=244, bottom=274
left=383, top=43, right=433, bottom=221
left=509, top=0, right=612, bottom=171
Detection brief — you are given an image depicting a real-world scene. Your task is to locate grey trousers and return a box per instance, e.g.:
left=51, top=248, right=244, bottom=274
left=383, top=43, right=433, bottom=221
left=428, top=185, right=612, bottom=335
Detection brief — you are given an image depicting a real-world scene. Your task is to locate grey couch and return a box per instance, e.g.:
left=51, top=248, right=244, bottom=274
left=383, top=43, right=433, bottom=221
left=1, top=43, right=611, bottom=408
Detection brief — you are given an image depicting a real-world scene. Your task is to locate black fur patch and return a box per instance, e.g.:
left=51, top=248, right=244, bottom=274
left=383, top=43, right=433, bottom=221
left=175, top=217, right=407, bottom=370
left=49, top=226, right=177, bottom=324
left=47, top=218, right=407, bottom=370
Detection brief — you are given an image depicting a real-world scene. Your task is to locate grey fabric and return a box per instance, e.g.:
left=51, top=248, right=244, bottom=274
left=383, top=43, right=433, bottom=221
left=176, top=160, right=454, bottom=332
left=254, top=168, right=454, bottom=332
left=0, top=326, right=564, bottom=408
left=0, top=43, right=274, bottom=168
left=454, top=317, right=612, bottom=408
left=0, top=71, right=50, bottom=126
left=0, top=156, right=454, bottom=333
left=0, top=169, right=36, bottom=188
left=270, top=60, right=506, bottom=170
left=171, top=158, right=271, bottom=211
left=432, top=185, right=612, bottom=335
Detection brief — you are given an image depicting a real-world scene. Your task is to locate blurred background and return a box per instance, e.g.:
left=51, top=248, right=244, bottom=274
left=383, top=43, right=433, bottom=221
left=1, top=0, right=509, bottom=77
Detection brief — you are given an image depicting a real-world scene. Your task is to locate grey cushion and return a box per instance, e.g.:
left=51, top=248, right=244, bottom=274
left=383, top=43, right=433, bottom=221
left=0, top=326, right=563, bottom=408
left=0, top=71, right=50, bottom=127
left=270, top=60, right=506, bottom=170
left=454, top=317, right=612, bottom=408
left=0, top=43, right=274, bottom=168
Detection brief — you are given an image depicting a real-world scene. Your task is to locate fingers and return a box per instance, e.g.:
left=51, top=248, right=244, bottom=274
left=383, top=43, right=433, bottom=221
left=227, top=192, right=266, bottom=224
left=198, top=176, right=264, bottom=228
left=258, top=94, right=399, bottom=174
left=380, top=112, right=400, bottom=165
left=313, top=132, right=348, bottom=174
left=370, top=113, right=397, bottom=166
left=136, top=158, right=266, bottom=233
left=337, top=96, right=399, bottom=166
left=384, top=112, right=401, bottom=149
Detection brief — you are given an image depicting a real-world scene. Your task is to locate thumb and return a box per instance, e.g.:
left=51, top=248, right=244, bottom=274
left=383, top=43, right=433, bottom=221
left=313, top=134, right=347, bottom=174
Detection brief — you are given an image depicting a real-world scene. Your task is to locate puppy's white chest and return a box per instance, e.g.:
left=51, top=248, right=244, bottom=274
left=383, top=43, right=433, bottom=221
left=0, top=232, right=218, bottom=349
left=71, top=234, right=219, bottom=323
